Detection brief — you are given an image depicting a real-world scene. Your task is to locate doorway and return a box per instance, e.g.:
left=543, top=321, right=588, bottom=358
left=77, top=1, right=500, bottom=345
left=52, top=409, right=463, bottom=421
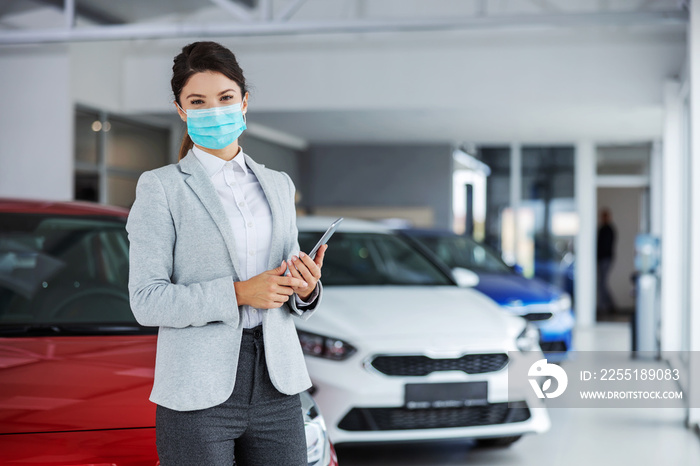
left=595, top=143, right=652, bottom=323
left=595, top=187, right=647, bottom=322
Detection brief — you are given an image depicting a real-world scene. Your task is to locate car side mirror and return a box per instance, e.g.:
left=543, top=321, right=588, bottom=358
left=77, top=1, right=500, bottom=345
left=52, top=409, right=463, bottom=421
left=452, top=267, right=480, bottom=287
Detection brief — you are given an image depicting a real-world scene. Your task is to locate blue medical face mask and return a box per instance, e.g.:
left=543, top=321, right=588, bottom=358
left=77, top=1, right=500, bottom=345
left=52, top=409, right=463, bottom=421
left=179, top=101, right=247, bottom=150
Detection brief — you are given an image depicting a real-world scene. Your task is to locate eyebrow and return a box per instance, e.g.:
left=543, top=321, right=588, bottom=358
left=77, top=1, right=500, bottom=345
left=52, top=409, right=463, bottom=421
left=186, top=89, right=237, bottom=99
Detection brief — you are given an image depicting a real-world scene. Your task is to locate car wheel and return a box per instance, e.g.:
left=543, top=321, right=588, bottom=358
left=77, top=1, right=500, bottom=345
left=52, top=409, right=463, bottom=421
left=474, top=435, right=523, bottom=448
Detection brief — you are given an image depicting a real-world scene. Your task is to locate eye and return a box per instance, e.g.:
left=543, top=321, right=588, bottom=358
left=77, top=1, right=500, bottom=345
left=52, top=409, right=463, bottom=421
left=190, top=99, right=204, bottom=105
left=221, top=95, right=234, bottom=101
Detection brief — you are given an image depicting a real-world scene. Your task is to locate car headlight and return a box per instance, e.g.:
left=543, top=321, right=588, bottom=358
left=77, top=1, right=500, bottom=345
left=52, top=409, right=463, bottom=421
left=298, top=329, right=357, bottom=360
left=554, top=293, right=572, bottom=313
left=304, top=401, right=329, bottom=465
left=516, top=323, right=541, bottom=352
left=305, top=415, right=327, bottom=464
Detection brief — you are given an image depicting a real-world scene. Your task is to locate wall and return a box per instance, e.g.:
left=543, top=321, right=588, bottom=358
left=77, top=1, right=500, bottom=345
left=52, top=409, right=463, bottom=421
left=305, top=144, right=453, bottom=228
left=687, top=0, right=700, bottom=427
left=0, top=45, right=72, bottom=200
left=70, top=41, right=127, bottom=113
left=239, top=134, right=302, bottom=186
left=597, top=187, right=644, bottom=311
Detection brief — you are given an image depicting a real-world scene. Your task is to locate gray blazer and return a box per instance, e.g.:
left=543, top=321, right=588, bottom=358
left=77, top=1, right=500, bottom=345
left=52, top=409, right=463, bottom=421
left=126, top=150, right=322, bottom=411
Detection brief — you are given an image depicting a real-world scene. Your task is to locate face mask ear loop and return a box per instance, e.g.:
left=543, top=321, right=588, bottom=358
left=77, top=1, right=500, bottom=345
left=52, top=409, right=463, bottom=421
left=175, top=101, right=187, bottom=115
left=242, top=98, right=247, bottom=125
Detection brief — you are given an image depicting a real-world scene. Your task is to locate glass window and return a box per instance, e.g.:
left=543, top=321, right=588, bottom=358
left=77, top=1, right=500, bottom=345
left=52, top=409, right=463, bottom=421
left=74, top=109, right=101, bottom=203
left=107, top=175, right=138, bottom=209
left=596, top=144, right=651, bottom=176
left=0, top=213, right=136, bottom=327
left=73, top=107, right=170, bottom=208
left=107, top=118, right=169, bottom=172
left=75, top=109, right=99, bottom=165
left=75, top=173, right=99, bottom=203
left=413, top=235, right=512, bottom=274
left=521, top=146, right=576, bottom=294
left=478, top=145, right=575, bottom=294
left=298, top=232, right=453, bottom=286
left=478, top=147, right=511, bottom=254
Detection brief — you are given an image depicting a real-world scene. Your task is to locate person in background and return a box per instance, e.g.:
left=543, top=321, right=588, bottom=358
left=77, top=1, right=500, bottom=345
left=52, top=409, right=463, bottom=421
left=596, top=207, right=617, bottom=315
left=126, top=41, right=326, bottom=466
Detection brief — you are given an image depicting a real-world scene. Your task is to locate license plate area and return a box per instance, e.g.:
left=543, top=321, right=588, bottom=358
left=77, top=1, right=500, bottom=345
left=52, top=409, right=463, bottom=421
left=404, top=382, right=488, bottom=409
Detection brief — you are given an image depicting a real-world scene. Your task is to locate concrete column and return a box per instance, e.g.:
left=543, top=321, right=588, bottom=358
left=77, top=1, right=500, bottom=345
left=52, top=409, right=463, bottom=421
left=575, top=141, right=596, bottom=328
left=0, top=46, right=72, bottom=200
left=687, top=0, right=700, bottom=428
left=649, top=140, right=662, bottom=237
left=660, top=80, right=683, bottom=352
left=170, top=120, right=184, bottom=164
left=98, top=110, right=108, bottom=204
left=509, top=143, right=522, bottom=267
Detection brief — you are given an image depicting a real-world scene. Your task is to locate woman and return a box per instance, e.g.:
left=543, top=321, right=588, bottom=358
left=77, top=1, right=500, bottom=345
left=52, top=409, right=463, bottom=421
left=126, top=41, right=326, bottom=466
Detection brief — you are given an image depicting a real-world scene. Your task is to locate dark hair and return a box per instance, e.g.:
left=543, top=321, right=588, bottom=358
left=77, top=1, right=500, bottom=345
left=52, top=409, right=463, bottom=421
left=171, top=41, right=248, bottom=160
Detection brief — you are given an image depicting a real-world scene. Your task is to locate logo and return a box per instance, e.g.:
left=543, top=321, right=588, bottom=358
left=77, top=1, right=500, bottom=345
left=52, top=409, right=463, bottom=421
left=528, top=358, right=568, bottom=399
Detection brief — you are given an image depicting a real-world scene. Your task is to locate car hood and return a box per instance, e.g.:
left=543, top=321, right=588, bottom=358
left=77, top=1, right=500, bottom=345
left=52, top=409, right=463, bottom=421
left=298, top=286, right=523, bottom=347
left=473, top=273, right=560, bottom=306
left=0, top=335, right=156, bottom=434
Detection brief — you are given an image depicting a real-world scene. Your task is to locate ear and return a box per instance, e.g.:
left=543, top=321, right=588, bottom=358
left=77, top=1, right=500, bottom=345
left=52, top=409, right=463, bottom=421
left=242, top=91, right=250, bottom=115
left=174, top=101, right=187, bottom=122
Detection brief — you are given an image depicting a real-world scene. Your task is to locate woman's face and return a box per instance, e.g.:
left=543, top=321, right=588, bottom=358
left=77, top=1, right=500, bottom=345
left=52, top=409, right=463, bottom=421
left=175, top=71, right=248, bottom=121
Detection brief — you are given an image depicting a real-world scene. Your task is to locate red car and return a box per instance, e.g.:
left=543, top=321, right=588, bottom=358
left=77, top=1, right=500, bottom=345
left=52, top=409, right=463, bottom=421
left=0, top=199, right=338, bottom=466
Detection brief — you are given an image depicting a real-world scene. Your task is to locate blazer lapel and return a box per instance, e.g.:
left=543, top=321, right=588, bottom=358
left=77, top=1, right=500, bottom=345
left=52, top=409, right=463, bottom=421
left=245, top=154, right=285, bottom=270
left=179, top=151, right=242, bottom=278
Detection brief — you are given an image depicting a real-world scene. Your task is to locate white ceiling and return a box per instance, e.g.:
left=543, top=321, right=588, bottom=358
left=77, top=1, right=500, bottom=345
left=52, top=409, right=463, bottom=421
left=0, top=0, right=686, bottom=27
left=2, top=0, right=688, bottom=146
left=114, top=25, right=685, bottom=145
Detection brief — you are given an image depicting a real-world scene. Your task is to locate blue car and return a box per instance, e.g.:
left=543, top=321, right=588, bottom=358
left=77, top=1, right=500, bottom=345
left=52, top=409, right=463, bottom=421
left=399, top=229, right=574, bottom=358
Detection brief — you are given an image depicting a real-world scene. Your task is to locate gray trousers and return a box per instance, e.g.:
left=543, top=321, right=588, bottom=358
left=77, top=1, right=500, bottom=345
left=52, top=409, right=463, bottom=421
left=597, top=258, right=616, bottom=312
left=155, top=325, right=307, bottom=466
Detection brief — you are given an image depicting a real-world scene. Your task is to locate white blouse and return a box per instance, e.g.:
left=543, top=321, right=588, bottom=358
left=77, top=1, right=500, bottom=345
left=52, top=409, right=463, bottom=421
left=192, top=146, right=315, bottom=328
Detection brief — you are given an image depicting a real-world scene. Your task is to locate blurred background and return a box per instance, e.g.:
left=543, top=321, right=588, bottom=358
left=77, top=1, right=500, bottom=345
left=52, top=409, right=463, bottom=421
left=1, top=0, right=699, bottom=465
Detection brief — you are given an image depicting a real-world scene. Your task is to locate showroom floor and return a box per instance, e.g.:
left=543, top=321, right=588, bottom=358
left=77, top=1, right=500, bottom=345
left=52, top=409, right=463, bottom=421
left=335, top=323, right=700, bottom=466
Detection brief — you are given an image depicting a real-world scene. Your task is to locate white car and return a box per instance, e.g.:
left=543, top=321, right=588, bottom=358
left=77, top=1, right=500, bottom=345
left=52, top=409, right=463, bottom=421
left=295, top=217, right=551, bottom=446
left=301, top=390, right=338, bottom=466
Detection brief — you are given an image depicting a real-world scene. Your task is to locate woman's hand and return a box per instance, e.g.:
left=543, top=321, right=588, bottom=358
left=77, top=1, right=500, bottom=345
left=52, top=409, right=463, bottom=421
left=234, top=262, right=308, bottom=309
left=287, top=244, right=327, bottom=301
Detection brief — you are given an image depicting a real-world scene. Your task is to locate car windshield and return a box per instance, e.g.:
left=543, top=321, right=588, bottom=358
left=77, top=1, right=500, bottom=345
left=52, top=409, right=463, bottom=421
left=298, top=231, right=453, bottom=286
left=412, top=234, right=512, bottom=274
left=0, top=213, right=145, bottom=335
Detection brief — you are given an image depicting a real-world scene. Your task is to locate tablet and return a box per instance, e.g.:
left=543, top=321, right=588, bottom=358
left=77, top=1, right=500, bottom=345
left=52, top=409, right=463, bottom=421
left=283, top=218, right=343, bottom=277
left=308, top=217, right=343, bottom=259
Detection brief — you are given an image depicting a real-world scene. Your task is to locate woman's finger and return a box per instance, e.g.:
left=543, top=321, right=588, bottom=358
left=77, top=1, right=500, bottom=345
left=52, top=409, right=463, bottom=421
left=287, top=258, right=301, bottom=279
left=298, top=252, right=321, bottom=279
left=293, top=256, right=315, bottom=284
left=314, top=244, right=327, bottom=269
left=287, top=258, right=310, bottom=293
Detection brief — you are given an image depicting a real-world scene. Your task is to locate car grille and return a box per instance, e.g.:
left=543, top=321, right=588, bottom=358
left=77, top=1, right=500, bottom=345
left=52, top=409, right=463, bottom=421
left=523, top=312, right=553, bottom=321
left=370, top=353, right=509, bottom=376
left=540, top=341, right=569, bottom=352
left=338, top=401, right=531, bottom=431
